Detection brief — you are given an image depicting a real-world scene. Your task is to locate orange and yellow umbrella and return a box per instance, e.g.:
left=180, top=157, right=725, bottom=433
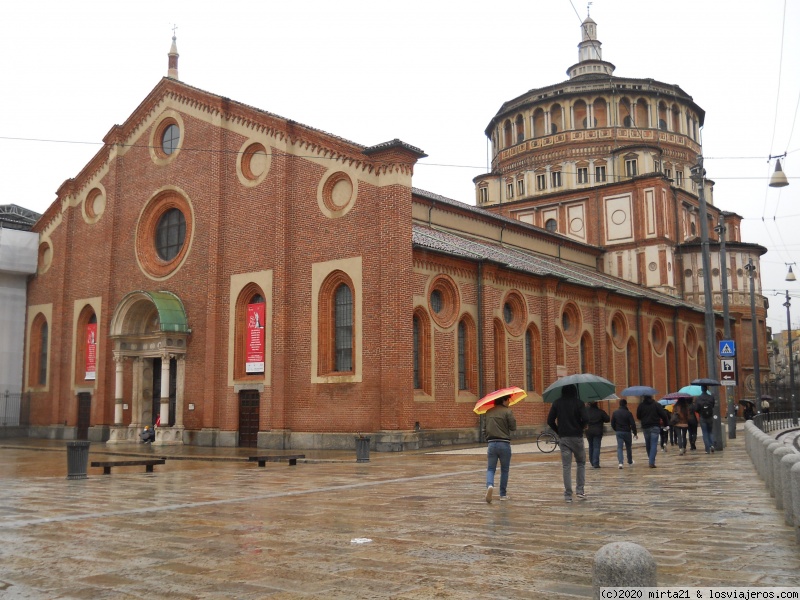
left=473, top=386, right=527, bottom=415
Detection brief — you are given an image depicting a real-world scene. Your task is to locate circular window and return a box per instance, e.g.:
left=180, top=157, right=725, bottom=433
left=162, top=124, right=180, bottom=155
left=561, top=302, right=582, bottom=343
left=502, top=291, right=526, bottom=336
left=428, top=275, right=460, bottom=329
left=155, top=208, right=186, bottom=261
left=545, top=218, right=557, bottom=233
left=684, top=269, right=692, bottom=277
left=611, top=312, right=627, bottom=349
left=242, top=143, right=268, bottom=180
left=84, top=187, right=106, bottom=222
left=136, top=191, right=194, bottom=280
left=651, top=320, right=666, bottom=354
left=318, top=170, right=358, bottom=219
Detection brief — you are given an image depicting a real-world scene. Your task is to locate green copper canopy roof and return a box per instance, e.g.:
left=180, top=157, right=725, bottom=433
left=144, top=291, right=189, bottom=333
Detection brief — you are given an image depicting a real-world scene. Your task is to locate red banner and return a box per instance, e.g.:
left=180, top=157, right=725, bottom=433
left=85, top=323, right=97, bottom=380
left=246, top=303, right=265, bottom=373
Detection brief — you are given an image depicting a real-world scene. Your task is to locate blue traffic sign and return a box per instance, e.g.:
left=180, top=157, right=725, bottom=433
left=719, top=340, right=736, bottom=357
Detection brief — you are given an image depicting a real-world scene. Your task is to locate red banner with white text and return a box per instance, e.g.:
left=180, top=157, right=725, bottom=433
left=85, top=323, right=97, bottom=380
left=246, top=303, right=265, bottom=374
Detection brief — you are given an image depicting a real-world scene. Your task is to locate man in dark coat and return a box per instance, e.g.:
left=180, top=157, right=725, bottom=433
left=636, top=395, right=671, bottom=468
left=696, top=385, right=716, bottom=453
left=585, top=402, right=610, bottom=468
left=611, top=399, right=638, bottom=468
left=547, top=384, right=589, bottom=502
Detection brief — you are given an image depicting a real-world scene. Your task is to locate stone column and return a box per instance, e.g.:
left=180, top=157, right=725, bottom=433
left=159, top=353, right=170, bottom=426
left=114, top=355, right=125, bottom=425
left=175, top=355, right=186, bottom=428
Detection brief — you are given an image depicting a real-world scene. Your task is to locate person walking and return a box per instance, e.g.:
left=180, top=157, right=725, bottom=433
left=610, top=399, right=638, bottom=469
left=696, top=385, right=716, bottom=453
left=671, top=397, right=691, bottom=455
left=636, top=394, right=671, bottom=468
left=761, top=397, right=770, bottom=421
left=547, top=384, right=589, bottom=502
left=483, top=394, right=517, bottom=503
left=686, top=397, right=699, bottom=451
left=586, top=401, right=610, bottom=468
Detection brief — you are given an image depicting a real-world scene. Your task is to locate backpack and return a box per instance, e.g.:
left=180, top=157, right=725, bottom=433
left=699, top=402, right=713, bottom=419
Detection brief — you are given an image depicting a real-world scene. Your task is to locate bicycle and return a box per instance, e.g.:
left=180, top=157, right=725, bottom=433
left=536, top=428, right=560, bottom=453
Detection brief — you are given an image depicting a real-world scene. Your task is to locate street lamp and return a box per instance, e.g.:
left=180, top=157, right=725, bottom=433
left=744, top=258, right=762, bottom=420
left=785, top=263, right=798, bottom=425
left=691, top=156, right=723, bottom=450
left=714, top=215, right=735, bottom=439
left=769, top=153, right=790, bottom=188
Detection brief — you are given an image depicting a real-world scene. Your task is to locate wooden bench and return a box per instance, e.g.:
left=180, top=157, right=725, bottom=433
left=248, top=455, right=305, bottom=467
left=91, top=459, right=166, bottom=475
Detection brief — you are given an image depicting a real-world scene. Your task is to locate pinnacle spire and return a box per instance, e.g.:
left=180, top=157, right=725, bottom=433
left=168, top=26, right=179, bottom=80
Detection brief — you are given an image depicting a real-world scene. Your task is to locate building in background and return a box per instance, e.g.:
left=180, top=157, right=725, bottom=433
left=475, top=15, right=769, bottom=403
left=0, top=205, right=39, bottom=430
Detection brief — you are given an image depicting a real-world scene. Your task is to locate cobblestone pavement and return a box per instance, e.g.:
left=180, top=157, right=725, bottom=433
left=0, top=429, right=798, bottom=599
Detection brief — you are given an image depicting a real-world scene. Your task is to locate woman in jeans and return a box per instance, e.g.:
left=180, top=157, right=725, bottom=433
left=671, top=397, right=690, bottom=455
left=482, top=395, right=517, bottom=503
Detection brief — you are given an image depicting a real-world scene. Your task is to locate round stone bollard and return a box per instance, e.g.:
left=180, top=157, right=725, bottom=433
left=765, top=441, right=781, bottom=494
left=780, top=454, right=800, bottom=527
left=772, top=447, right=791, bottom=506
left=592, top=542, right=656, bottom=599
left=792, top=462, right=800, bottom=544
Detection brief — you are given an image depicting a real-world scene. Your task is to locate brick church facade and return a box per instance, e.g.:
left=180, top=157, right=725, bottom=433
left=22, top=21, right=767, bottom=449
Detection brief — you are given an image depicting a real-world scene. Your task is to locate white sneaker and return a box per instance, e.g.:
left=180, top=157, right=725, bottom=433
left=618, top=463, right=623, bottom=469
left=485, top=486, right=493, bottom=504
left=628, top=460, right=635, bottom=466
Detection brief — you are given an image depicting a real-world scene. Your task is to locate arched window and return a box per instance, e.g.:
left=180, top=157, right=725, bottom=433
left=550, top=104, right=563, bottom=134
left=573, top=100, right=587, bottom=130
left=525, top=325, right=542, bottom=393
left=555, top=327, right=565, bottom=366
left=658, top=102, right=668, bottom=131
left=413, top=308, right=432, bottom=394
left=318, top=271, right=355, bottom=375
left=532, top=108, right=545, bottom=138
left=503, top=120, right=513, bottom=148
left=593, top=98, right=608, bottom=127
left=580, top=333, right=594, bottom=373
left=626, top=338, right=638, bottom=387
left=515, top=114, right=525, bottom=143
left=29, top=313, right=49, bottom=387
left=494, top=319, right=506, bottom=390
left=619, top=98, right=632, bottom=128
left=635, top=98, right=649, bottom=128
left=76, top=306, right=98, bottom=384
left=458, top=315, right=477, bottom=393
left=234, top=285, right=267, bottom=379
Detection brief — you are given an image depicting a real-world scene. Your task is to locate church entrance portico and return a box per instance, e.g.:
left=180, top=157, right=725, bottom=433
left=107, top=291, right=190, bottom=445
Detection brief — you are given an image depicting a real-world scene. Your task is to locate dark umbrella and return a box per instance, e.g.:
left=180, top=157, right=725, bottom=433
left=620, top=385, right=658, bottom=397
left=691, top=378, right=720, bottom=386
left=661, top=392, right=693, bottom=400
left=542, top=373, right=616, bottom=403
left=760, top=394, right=773, bottom=400
left=740, top=399, right=756, bottom=406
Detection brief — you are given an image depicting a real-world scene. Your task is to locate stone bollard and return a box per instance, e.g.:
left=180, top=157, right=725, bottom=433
left=792, top=462, right=800, bottom=544
left=592, top=542, right=656, bottom=599
left=772, top=447, right=792, bottom=508
left=765, top=441, right=781, bottom=494
left=756, top=434, right=771, bottom=479
left=781, top=454, right=800, bottom=527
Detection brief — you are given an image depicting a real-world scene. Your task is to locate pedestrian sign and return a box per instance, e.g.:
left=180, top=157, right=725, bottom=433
left=719, top=340, right=736, bottom=357
left=720, top=358, right=736, bottom=386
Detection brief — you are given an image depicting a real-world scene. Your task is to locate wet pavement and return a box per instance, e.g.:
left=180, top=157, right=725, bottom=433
left=0, top=427, right=798, bottom=599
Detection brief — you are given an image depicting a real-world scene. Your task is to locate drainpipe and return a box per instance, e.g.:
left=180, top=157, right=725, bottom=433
left=477, top=260, right=485, bottom=442
left=673, top=308, right=680, bottom=386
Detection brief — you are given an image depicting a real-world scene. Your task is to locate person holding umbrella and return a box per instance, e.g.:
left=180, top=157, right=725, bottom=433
left=546, top=383, right=589, bottom=502
left=478, top=390, right=520, bottom=503
left=628, top=388, right=670, bottom=468
left=696, top=384, right=716, bottom=453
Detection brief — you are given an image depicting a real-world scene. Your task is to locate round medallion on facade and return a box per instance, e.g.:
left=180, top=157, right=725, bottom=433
left=237, top=141, right=271, bottom=187
left=83, top=187, right=106, bottom=223
left=712, top=267, right=720, bottom=276
left=685, top=326, right=698, bottom=357
left=684, top=269, right=692, bottom=277
left=651, top=319, right=666, bottom=354
left=318, top=170, right=357, bottom=219
left=428, top=275, right=460, bottom=329
left=648, top=262, right=657, bottom=271
left=611, top=210, right=626, bottom=225
left=569, top=217, right=584, bottom=234
left=135, top=190, right=194, bottom=280
left=38, top=241, right=52, bottom=275
left=610, top=312, right=627, bottom=349
left=561, top=302, right=582, bottom=343
left=501, top=290, right=527, bottom=337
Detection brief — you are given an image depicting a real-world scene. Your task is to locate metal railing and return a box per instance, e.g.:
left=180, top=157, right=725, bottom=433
left=752, top=410, right=797, bottom=434
left=0, top=391, right=31, bottom=427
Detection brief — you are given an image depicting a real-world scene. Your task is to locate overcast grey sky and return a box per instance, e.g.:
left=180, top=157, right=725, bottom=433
left=1, top=0, right=798, bottom=331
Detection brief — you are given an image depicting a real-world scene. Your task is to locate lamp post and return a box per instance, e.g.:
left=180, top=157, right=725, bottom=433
left=691, top=156, right=723, bottom=450
left=744, top=258, right=762, bottom=417
left=785, top=262, right=798, bottom=425
left=714, top=215, right=735, bottom=439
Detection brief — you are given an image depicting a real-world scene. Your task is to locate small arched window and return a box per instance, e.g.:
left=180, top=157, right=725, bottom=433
left=334, top=284, right=354, bottom=372
left=29, top=313, right=49, bottom=387
left=413, top=308, right=432, bottom=394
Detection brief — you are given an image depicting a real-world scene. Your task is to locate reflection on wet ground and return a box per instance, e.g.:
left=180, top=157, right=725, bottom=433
left=0, top=429, right=798, bottom=599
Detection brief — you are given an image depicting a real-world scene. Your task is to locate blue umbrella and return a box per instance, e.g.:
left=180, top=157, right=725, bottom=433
left=678, top=385, right=702, bottom=396
left=658, top=398, right=678, bottom=406
left=620, top=385, right=658, bottom=397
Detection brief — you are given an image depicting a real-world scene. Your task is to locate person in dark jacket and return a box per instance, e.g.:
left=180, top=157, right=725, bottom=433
left=696, top=385, right=716, bottom=453
left=482, top=394, right=517, bottom=503
left=686, top=398, right=699, bottom=451
left=610, top=399, right=638, bottom=468
left=636, top=395, right=671, bottom=468
left=140, top=425, right=155, bottom=443
left=585, top=402, right=610, bottom=468
left=547, top=384, right=589, bottom=502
